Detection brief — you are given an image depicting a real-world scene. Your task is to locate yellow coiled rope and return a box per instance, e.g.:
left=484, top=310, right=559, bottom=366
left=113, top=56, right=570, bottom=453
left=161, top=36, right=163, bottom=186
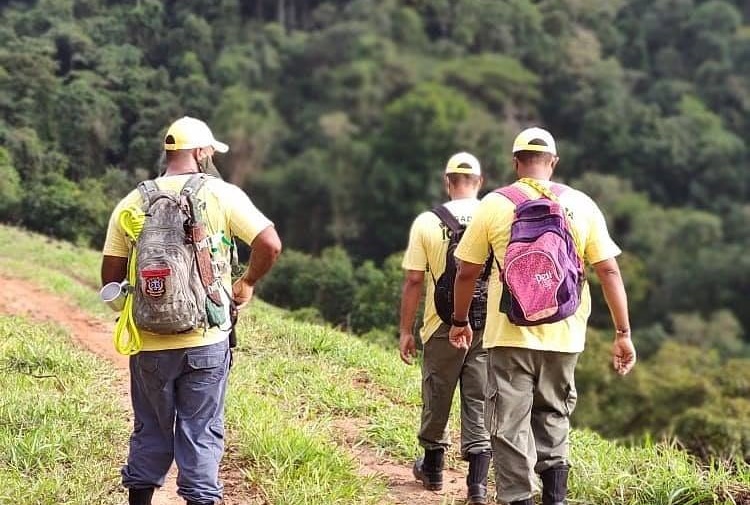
left=114, top=206, right=146, bottom=355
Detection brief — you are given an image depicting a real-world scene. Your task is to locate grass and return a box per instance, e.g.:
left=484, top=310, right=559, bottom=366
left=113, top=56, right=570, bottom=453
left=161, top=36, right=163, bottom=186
left=0, top=316, right=128, bottom=505
left=0, top=226, right=106, bottom=316
left=2, top=224, right=750, bottom=504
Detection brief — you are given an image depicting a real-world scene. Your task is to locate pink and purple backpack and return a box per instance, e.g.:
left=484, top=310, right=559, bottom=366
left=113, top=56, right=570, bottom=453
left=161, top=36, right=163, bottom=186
left=496, top=183, right=584, bottom=326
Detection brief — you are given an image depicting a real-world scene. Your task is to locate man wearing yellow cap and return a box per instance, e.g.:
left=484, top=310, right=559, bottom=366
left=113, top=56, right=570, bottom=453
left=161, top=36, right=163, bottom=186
left=101, top=116, right=282, bottom=505
left=399, top=152, right=492, bottom=504
left=449, top=127, right=636, bottom=505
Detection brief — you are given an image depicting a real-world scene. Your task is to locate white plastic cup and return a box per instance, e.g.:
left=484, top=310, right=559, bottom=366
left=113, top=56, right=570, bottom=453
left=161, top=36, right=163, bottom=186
left=100, top=280, right=129, bottom=312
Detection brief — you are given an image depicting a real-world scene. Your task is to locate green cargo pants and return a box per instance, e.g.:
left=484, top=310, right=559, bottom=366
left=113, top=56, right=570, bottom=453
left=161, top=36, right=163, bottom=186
left=418, top=324, right=491, bottom=458
left=485, top=347, right=579, bottom=503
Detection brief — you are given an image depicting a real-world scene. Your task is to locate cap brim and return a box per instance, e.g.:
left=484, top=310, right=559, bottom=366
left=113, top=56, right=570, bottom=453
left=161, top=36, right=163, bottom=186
left=212, top=140, right=229, bottom=153
left=446, top=168, right=481, bottom=175
left=512, top=144, right=556, bottom=155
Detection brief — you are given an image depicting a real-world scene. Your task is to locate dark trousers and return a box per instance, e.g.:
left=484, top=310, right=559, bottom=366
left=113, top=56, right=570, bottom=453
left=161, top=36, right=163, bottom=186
left=418, top=324, right=491, bottom=458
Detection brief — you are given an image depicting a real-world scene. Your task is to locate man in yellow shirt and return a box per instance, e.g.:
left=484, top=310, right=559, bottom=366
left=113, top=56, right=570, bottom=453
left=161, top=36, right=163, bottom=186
left=400, top=152, right=492, bottom=504
left=450, top=127, right=636, bottom=505
left=101, top=117, right=281, bottom=505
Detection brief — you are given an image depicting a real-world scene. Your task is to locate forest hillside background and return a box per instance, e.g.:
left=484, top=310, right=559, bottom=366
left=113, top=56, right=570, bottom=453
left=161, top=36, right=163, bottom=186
left=2, top=0, right=750, bottom=459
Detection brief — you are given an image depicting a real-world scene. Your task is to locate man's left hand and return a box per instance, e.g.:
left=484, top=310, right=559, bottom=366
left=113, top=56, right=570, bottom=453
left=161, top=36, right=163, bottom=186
left=612, top=334, right=636, bottom=375
left=232, top=278, right=254, bottom=310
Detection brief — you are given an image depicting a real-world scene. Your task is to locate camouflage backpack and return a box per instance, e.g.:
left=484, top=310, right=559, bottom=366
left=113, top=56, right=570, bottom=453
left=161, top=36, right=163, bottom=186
left=133, top=174, right=226, bottom=334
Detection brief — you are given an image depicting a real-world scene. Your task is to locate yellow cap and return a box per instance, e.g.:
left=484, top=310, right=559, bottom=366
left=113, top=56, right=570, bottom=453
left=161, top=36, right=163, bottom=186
left=164, top=116, right=229, bottom=153
left=445, top=152, right=481, bottom=175
left=512, top=127, right=557, bottom=155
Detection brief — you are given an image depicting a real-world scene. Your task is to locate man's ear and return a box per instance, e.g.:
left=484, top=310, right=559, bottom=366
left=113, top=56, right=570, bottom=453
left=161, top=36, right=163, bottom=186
left=551, top=156, right=560, bottom=170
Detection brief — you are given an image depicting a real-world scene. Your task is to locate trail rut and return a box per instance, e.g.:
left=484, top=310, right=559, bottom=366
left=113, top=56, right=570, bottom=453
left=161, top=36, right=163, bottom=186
left=0, top=272, right=481, bottom=504
left=0, top=274, right=257, bottom=505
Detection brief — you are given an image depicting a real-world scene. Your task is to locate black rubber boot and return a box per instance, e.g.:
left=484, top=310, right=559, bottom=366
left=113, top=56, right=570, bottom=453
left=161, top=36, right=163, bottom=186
left=540, top=464, right=569, bottom=505
left=128, top=488, right=154, bottom=505
left=412, top=448, right=445, bottom=490
left=466, top=451, right=491, bottom=504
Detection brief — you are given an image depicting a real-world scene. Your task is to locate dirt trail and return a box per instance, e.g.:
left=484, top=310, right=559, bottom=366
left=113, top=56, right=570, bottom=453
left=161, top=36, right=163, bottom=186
left=0, top=274, right=255, bottom=505
left=332, top=419, right=473, bottom=505
left=0, top=273, right=481, bottom=505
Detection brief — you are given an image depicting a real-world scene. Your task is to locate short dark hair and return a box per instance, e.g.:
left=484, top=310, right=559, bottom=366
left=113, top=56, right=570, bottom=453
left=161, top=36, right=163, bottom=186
left=165, top=149, right=187, bottom=161
left=446, top=173, right=481, bottom=186
left=513, top=137, right=555, bottom=163
left=513, top=150, right=555, bottom=164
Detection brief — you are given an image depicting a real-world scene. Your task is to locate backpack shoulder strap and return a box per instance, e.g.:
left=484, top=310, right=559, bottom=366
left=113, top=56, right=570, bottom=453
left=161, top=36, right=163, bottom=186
left=181, top=173, right=209, bottom=198
left=181, top=173, right=211, bottom=222
left=480, top=250, right=494, bottom=281
left=550, top=183, right=569, bottom=198
left=495, top=185, right=529, bottom=206
left=137, top=180, right=160, bottom=211
left=431, top=205, right=463, bottom=235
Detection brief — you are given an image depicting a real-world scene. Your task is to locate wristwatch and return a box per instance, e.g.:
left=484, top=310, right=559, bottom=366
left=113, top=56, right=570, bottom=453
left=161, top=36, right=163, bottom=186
left=451, top=317, right=469, bottom=327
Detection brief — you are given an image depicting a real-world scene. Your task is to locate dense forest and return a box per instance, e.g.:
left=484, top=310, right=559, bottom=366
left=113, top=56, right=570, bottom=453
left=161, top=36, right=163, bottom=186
left=2, top=0, right=750, bottom=458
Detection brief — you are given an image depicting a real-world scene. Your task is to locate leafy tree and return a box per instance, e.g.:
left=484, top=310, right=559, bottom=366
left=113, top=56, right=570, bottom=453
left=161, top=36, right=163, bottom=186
left=669, top=310, right=744, bottom=358
left=212, top=86, right=286, bottom=186
left=314, top=247, right=356, bottom=326
left=357, top=82, right=472, bottom=259
left=0, top=147, right=22, bottom=222
left=21, top=172, right=83, bottom=243
left=350, top=253, right=403, bottom=333
left=52, top=77, right=120, bottom=180
left=438, top=54, right=540, bottom=115
left=256, top=249, right=321, bottom=309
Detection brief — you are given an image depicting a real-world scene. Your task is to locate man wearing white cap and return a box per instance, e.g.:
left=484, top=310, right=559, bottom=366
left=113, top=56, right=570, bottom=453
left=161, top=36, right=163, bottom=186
left=399, top=152, right=492, bottom=504
left=449, top=127, right=636, bottom=505
left=101, top=116, right=282, bottom=505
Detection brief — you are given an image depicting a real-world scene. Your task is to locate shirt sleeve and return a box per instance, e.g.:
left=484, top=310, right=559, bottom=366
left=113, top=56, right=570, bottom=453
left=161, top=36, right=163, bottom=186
left=224, top=184, right=274, bottom=246
left=584, top=201, right=622, bottom=264
left=401, top=214, right=429, bottom=271
left=455, top=198, right=492, bottom=265
left=102, top=199, right=132, bottom=258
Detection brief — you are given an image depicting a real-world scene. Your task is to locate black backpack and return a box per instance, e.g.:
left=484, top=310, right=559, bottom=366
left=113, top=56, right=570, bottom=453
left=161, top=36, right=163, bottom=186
left=431, top=205, right=492, bottom=331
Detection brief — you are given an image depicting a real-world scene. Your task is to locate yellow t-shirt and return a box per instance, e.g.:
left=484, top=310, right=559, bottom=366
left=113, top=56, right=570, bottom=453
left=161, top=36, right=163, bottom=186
left=454, top=179, right=621, bottom=352
left=102, top=174, right=273, bottom=351
left=402, top=198, right=480, bottom=342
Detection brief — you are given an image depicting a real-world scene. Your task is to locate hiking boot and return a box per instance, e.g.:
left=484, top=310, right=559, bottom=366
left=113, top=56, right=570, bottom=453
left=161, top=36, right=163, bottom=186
left=466, top=451, right=491, bottom=504
left=413, top=448, right=445, bottom=491
left=540, top=464, right=569, bottom=505
left=128, top=488, right=154, bottom=505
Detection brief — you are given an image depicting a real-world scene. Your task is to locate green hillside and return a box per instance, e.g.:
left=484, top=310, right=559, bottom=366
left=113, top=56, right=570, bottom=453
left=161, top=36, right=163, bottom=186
left=3, top=0, right=750, bottom=453
left=1, top=223, right=750, bottom=505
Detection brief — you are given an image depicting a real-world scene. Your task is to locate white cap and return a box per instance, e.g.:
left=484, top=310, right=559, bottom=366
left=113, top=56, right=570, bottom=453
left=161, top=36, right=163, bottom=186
left=445, top=152, right=481, bottom=175
left=164, top=116, right=229, bottom=153
left=512, top=127, right=557, bottom=155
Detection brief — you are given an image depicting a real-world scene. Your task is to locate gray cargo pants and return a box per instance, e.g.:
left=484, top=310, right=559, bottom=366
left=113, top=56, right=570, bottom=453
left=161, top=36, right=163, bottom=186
left=122, top=338, right=231, bottom=505
left=418, top=324, right=491, bottom=458
left=485, top=347, right=579, bottom=503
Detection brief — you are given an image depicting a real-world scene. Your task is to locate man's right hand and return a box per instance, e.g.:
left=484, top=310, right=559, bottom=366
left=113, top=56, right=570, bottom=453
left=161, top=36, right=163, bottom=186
left=449, top=324, right=473, bottom=350
left=399, top=333, right=417, bottom=365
